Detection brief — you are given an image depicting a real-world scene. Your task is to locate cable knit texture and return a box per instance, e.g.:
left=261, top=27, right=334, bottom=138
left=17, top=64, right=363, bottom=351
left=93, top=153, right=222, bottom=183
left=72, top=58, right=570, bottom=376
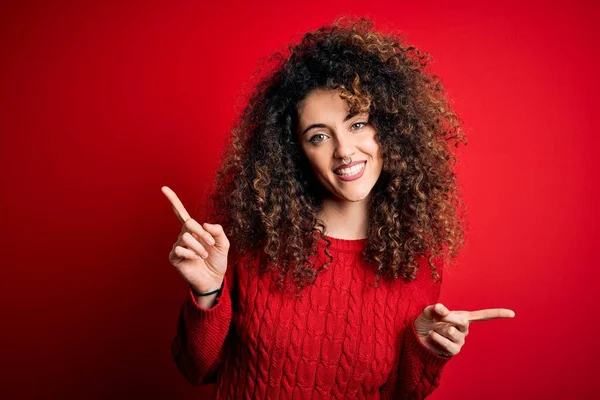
left=171, top=235, right=451, bottom=399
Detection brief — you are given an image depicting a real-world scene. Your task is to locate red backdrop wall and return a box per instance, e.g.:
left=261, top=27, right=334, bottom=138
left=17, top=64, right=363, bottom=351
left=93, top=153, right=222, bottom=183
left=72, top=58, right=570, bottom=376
left=1, top=0, right=598, bottom=398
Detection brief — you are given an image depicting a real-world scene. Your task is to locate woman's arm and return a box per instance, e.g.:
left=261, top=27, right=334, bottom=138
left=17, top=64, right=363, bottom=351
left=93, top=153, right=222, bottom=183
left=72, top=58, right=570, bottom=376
left=380, top=259, right=452, bottom=399
left=170, top=268, right=234, bottom=386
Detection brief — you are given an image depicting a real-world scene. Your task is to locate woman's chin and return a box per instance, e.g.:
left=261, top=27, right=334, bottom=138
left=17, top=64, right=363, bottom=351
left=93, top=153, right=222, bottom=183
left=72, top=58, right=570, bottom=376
left=333, top=188, right=373, bottom=203
left=318, top=178, right=375, bottom=203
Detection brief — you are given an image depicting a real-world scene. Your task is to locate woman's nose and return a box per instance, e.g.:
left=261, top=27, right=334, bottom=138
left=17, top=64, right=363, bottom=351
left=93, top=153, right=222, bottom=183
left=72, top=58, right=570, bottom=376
left=334, top=134, right=355, bottom=160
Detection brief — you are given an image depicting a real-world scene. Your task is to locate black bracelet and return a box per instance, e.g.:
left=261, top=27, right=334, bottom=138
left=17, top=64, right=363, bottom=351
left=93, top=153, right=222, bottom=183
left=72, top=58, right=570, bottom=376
left=190, top=281, right=224, bottom=297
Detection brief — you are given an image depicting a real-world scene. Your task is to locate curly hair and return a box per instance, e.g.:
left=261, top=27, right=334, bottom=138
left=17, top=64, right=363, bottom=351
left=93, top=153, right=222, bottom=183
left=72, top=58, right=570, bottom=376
left=199, top=16, right=468, bottom=294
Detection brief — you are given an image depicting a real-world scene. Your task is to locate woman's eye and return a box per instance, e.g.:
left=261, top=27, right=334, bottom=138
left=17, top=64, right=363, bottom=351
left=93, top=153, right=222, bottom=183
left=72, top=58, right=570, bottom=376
left=309, top=134, right=327, bottom=143
left=351, top=122, right=368, bottom=130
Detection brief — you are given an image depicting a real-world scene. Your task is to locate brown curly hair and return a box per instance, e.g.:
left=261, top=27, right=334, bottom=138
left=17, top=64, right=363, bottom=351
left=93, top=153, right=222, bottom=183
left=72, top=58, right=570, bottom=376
left=198, top=16, right=468, bottom=293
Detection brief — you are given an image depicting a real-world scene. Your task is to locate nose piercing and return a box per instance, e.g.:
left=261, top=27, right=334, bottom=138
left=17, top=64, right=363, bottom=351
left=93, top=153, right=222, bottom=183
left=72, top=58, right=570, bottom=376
left=342, top=156, right=352, bottom=165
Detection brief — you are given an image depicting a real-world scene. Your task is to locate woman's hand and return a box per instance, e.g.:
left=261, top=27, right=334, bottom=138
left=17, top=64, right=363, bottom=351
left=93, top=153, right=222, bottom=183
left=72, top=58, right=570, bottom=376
left=161, top=186, right=230, bottom=293
left=414, top=303, right=515, bottom=357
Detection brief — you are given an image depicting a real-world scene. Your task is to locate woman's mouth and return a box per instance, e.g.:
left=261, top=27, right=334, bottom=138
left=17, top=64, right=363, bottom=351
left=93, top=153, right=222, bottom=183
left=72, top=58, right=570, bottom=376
left=333, top=161, right=366, bottom=181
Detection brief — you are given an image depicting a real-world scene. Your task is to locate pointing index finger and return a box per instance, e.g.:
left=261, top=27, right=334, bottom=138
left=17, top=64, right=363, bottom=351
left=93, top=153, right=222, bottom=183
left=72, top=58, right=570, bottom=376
left=161, top=186, right=191, bottom=225
left=467, top=308, right=515, bottom=322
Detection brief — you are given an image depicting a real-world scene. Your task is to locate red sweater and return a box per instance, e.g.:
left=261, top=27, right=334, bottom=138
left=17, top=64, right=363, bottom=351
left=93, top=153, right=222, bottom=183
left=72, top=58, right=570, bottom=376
left=171, top=235, right=451, bottom=399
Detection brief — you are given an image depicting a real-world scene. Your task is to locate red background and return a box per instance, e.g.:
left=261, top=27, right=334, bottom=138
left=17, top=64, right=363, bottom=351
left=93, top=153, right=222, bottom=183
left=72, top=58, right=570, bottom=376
left=1, top=0, right=598, bottom=398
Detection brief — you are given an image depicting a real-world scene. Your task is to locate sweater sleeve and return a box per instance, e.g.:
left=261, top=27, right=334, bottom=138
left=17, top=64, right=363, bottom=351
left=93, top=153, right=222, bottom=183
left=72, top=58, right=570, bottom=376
left=380, top=259, right=452, bottom=399
left=170, top=267, right=234, bottom=386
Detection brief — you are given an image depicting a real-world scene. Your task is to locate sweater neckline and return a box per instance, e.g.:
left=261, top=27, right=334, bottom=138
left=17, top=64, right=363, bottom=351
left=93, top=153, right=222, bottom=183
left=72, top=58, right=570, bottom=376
left=318, top=234, right=367, bottom=252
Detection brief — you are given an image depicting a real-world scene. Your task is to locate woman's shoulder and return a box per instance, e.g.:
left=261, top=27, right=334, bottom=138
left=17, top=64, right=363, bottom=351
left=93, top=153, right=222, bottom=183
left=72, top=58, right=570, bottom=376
left=408, top=253, right=444, bottom=304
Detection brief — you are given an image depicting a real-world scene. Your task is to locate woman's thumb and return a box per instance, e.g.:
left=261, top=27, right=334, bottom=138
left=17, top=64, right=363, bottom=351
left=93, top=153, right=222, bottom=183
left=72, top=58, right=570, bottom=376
left=203, top=222, right=223, bottom=236
left=433, top=303, right=450, bottom=317
left=202, top=222, right=231, bottom=250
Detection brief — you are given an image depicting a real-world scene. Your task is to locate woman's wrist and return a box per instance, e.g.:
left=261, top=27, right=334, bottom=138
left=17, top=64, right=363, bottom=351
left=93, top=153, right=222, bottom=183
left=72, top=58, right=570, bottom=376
left=190, top=279, right=224, bottom=297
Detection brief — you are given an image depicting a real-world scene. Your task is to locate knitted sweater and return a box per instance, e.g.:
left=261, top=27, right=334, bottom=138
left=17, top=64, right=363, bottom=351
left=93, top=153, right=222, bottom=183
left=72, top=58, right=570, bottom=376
left=171, top=235, right=451, bottom=399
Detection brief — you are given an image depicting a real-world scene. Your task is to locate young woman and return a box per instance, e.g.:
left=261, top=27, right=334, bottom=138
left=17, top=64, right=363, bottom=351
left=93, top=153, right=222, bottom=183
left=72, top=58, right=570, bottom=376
left=163, top=17, right=514, bottom=399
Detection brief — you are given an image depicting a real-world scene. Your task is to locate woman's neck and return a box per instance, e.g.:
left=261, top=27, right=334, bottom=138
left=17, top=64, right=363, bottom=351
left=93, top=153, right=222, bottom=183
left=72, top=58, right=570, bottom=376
left=318, top=196, right=370, bottom=240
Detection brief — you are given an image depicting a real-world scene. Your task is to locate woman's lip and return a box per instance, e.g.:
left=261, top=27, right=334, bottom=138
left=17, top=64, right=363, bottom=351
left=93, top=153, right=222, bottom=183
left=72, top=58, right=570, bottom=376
left=334, top=161, right=367, bottom=181
left=333, top=160, right=366, bottom=173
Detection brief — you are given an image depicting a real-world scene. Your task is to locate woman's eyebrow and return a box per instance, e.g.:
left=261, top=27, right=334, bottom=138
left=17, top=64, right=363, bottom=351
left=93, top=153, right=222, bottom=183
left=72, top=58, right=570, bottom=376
left=301, top=112, right=361, bottom=136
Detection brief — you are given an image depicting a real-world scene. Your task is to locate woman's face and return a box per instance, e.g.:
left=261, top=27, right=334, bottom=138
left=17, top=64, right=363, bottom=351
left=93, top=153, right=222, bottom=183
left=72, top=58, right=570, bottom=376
left=296, top=89, right=383, bottom=203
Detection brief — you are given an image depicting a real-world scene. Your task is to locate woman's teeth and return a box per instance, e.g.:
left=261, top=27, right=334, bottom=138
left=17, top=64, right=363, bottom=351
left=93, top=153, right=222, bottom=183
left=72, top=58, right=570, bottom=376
left=335, top=162, right=365, bottom=176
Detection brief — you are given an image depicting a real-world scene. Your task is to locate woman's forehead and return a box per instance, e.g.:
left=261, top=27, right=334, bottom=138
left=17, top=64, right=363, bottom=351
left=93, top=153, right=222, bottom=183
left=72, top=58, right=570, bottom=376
left=297, top=90, right=350, bottom=118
